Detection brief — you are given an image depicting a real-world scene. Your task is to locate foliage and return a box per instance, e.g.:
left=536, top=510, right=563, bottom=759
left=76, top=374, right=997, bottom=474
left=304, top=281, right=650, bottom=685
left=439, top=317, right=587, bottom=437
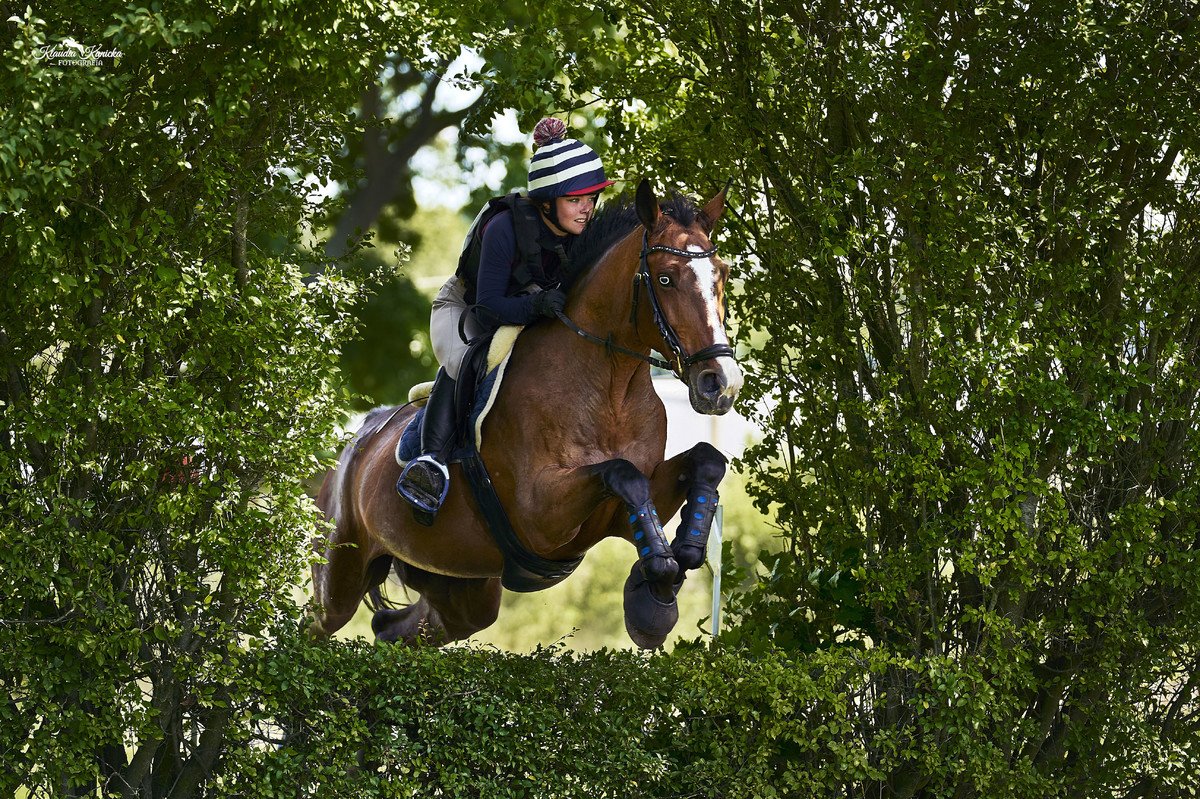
left=8, top=0, right=1200, bottom=797
left=0, top=1, right=448, bottom=794
left=401, top=205, right=473, bottom=289
left=338, top=267, right=435, bottom=410
left=335, top=205, right=470, bottom=410
left=479, top=0, right=1200, bottom=795
left=237, top=629, right=1158, bottom=798
left=228, top=630, right=894, bottom=799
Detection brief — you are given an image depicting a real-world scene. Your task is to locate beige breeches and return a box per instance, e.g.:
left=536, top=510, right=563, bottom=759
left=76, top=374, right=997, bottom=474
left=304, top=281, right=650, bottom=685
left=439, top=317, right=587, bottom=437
left=430, top=276, right=486, bottom=381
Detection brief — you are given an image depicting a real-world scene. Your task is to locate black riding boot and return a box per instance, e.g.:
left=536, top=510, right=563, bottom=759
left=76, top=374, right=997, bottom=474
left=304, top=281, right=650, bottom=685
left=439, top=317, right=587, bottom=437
left=396, top=368, right=458, bottom=524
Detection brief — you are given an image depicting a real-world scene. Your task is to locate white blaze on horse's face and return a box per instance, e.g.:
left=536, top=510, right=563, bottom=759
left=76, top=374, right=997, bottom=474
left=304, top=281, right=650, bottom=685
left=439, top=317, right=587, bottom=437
left=686, top=244, right=743, bottom=415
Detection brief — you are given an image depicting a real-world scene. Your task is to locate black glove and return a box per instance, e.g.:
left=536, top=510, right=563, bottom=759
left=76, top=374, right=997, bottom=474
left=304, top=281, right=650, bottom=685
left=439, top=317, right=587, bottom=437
left=531, top=289, right=567, bottom=319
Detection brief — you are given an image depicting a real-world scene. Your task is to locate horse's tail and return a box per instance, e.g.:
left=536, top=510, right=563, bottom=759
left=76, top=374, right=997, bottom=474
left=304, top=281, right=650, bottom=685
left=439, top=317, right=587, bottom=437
left=364, top=554, right=417, bottom=612
left=365, top=583, right=392, bottom=612
left=365, top=564, right=410, bottom=612
left=365, top=584, right=384, bottom=612
left=321, top=405, right=405, bottom=521
left=323, top=437, right=354, bottom=521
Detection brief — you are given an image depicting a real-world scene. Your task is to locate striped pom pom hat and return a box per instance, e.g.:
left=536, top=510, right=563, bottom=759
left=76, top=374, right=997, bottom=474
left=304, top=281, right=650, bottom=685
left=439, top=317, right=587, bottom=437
left=527, top=117, right=614, bottom=200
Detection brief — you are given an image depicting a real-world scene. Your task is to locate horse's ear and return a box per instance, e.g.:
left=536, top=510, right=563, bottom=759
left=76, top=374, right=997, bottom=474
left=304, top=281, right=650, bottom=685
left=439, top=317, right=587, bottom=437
left=636, top=179, right=660, bottom=230
left=699, top=180, right=730, bottom=233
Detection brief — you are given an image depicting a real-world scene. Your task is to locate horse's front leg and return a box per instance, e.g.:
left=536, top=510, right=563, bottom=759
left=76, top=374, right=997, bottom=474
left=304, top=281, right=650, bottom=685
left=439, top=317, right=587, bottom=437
left=589, top=459, right=679, bottom=585
left=648, top=441, right=729, bottom=578
left=586, top=458, right=684, bottom=649
left=590, top=444, right=727, bottom=649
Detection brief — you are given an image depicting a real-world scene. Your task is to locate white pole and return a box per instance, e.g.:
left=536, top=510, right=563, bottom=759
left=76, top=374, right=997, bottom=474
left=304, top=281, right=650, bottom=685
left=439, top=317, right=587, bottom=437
left=708, top=504, right=724, bottom=640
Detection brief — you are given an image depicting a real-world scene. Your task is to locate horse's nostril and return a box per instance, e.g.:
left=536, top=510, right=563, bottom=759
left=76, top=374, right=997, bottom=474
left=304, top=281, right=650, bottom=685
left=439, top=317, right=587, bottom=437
left=699, top=371, right=722, bottom=397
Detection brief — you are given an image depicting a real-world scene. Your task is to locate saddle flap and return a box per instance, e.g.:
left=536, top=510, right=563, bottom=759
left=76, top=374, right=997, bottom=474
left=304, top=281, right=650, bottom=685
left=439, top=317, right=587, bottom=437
left=395, top=325, right=523, bottom=467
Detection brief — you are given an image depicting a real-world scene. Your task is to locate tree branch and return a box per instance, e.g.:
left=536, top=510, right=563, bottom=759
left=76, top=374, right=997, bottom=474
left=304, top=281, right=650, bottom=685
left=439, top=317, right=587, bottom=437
left=328, top=70, right=486, bottom=258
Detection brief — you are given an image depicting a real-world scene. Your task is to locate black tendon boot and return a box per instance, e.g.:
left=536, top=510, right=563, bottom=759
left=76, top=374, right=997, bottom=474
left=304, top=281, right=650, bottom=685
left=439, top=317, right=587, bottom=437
left=672, top=485, right=720, bottom=571
left=396, top=368, right=458, bottom=525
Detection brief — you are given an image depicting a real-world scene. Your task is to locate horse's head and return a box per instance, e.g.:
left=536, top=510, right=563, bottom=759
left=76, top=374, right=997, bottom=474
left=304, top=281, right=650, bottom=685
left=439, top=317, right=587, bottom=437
left=634, top=180, right=743, bottom=415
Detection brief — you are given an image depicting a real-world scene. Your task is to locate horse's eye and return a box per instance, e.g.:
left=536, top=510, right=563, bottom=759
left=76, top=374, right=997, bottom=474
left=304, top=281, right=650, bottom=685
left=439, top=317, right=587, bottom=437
left=658, top=274, right=672, bottom=287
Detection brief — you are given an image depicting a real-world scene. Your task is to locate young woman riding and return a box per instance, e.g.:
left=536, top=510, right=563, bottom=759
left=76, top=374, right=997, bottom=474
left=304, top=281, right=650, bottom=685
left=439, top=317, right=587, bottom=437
left=396, top=117, right=614, bottom=519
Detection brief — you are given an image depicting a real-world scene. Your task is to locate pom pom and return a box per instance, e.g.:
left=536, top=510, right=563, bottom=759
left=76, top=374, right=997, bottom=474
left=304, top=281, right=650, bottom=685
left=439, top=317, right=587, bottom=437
left=532, top=117, right=567, bottom=148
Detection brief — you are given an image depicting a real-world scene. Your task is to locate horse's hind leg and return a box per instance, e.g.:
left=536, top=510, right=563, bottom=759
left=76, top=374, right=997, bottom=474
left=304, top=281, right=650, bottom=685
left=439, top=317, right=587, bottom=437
left=371, top=562, right=502, bottom=645
left=311, top=519, right=391, bottom=638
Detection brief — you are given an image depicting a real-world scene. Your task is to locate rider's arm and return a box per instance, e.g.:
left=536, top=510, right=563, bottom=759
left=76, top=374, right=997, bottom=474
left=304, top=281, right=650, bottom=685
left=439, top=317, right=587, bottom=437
left=474, top=212, right=541, bottom=326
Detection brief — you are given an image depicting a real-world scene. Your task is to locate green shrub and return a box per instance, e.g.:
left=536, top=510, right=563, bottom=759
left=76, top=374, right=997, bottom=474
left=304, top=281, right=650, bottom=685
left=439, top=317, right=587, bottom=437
left=229, top=634, right=889, bottom=798
left=0, top=2, right=460, bottom=795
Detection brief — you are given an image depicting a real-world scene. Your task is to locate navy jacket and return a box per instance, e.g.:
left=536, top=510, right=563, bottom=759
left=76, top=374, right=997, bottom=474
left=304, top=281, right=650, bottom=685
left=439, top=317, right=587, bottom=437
left=474, top=209, right=573, bottom=326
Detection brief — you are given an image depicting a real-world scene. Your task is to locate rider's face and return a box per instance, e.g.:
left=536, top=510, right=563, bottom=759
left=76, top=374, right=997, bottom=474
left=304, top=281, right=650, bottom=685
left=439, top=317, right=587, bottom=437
left=550, top=194, right=598, bottom=235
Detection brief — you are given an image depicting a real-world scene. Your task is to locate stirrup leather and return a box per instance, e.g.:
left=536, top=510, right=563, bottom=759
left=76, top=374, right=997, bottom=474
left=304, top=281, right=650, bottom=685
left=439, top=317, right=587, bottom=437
left=396, top=454, right=450, bottom=514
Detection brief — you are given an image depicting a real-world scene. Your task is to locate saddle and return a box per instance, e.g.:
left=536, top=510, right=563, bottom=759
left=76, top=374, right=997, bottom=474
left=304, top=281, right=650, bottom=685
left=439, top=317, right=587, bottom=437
left=397, top=327, right=584, bottom=592
left=396, top=326, right=511, bottom=464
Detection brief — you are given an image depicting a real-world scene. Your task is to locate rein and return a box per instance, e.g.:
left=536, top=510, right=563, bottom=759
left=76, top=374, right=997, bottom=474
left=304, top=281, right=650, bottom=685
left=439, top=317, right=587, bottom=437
left=554, top=309, right=676, bottom=371
left=554, top=229, right=736, bottom=379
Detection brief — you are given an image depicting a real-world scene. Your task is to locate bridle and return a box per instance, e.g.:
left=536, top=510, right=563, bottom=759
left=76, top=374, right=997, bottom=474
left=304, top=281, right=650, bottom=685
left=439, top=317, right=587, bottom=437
left=554, top=229, right=737, bottom=380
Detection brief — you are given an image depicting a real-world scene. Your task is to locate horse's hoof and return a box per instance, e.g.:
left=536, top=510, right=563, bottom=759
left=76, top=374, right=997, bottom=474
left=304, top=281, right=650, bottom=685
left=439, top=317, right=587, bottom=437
left=623, top=571, right=679, bottom=650
left=370, top=607, right=405, bottom=637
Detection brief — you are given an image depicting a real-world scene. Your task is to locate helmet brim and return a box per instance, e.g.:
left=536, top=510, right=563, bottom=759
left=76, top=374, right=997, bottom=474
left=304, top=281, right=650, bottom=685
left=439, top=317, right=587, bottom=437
left=563, top=180, right=615, bottom=196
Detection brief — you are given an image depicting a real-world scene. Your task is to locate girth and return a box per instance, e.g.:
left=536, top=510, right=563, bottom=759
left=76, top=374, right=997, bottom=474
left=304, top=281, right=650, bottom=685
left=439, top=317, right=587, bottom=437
left=461, top=453, right=583, bottom=592
left=456, top=331, right=584, bottom=592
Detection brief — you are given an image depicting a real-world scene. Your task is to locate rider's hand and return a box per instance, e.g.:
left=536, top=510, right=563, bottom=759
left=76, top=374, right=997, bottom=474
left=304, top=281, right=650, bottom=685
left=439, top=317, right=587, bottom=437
left=531, top=289, right=567, bottom=319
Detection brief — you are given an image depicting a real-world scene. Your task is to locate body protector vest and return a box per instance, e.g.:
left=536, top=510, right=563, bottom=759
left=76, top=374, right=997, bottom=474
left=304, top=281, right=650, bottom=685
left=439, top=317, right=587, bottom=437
left=455, top=193, right=567, bottom=304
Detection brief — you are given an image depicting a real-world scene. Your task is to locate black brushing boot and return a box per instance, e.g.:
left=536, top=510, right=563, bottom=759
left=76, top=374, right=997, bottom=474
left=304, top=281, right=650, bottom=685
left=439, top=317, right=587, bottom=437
left=671, top=485, right=720, bottom=570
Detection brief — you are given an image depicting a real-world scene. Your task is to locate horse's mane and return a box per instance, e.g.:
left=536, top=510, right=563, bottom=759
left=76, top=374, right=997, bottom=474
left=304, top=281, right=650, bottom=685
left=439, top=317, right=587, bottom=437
left=567, top=191, right=703, bottom=283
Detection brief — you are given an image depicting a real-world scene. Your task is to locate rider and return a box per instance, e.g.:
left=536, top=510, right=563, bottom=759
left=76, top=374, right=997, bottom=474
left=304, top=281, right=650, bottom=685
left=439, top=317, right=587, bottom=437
left=396, top=117, right=615, bottom=521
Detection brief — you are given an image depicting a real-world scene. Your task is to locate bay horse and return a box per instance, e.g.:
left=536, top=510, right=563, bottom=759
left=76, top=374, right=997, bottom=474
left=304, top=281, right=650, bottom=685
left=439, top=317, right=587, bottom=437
left=312, top=179, right=742, bottom=649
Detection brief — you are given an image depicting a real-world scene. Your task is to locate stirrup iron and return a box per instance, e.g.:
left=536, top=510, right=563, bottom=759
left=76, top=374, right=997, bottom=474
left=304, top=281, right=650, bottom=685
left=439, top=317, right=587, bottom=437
left=397, top=455, right=450, bottom=520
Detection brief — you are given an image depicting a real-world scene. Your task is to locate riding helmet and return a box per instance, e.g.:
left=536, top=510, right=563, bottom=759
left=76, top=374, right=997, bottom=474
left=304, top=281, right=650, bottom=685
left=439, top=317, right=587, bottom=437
left=527, top=117, right=614, bottom=200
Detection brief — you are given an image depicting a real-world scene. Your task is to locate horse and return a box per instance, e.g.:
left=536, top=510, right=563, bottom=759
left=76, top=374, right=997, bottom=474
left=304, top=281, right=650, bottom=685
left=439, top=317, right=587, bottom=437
left=311, top=179, right=743, bottom=649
